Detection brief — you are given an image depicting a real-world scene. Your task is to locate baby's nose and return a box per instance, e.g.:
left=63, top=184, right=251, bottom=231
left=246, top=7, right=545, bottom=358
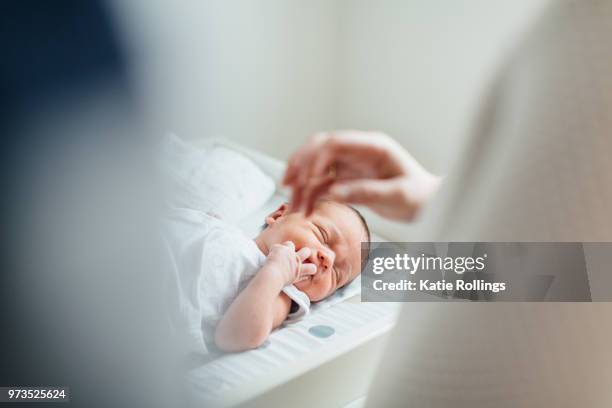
left=314, top=248, right=334, bottom=272
left=318, top=252, right=328, bottom=270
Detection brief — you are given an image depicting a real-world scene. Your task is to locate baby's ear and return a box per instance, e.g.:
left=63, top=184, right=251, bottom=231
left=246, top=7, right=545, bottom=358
left=265, top=203, right=289, bottom=226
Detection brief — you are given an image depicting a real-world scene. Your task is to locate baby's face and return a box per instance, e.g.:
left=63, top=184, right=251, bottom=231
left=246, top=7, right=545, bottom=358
left=256, top=202, right=367, bottom=301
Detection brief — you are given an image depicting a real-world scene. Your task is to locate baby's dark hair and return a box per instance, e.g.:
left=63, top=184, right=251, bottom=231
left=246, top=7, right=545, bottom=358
left=347, top=205, right=371, bottom=274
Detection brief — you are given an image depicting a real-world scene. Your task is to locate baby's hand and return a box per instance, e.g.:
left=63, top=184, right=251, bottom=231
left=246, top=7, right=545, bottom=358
left=264, top=241, right=317, bottom=286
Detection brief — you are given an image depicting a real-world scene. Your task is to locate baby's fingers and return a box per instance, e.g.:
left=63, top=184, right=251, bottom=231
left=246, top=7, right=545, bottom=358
left=298, top=263, right=317, bottom=278
left=296, top=247, right=311, bottom=262
left=281, top=241, right=296, bottom=252
left=295, top=263, right=317, bottom=283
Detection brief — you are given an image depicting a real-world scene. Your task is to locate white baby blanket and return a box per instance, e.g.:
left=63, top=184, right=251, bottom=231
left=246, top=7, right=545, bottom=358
left=161, top=134, right=276, bottom=223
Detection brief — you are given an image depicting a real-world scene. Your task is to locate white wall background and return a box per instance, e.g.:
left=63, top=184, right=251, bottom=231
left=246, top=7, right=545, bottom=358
left=114, top=0, right=340, bottom=160
left=114, top=0, right=550, bottom=172
left=336, top=0, right=550, bottom=172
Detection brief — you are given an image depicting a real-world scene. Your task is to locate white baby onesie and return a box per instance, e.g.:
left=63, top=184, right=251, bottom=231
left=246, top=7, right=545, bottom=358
left=163, top=207, right=310, bottom=354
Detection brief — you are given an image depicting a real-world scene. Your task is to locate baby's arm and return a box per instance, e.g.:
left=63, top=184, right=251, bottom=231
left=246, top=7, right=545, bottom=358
left=214, top=243, right=314, bottom=352
left=214, top=267, right=291, bottom=352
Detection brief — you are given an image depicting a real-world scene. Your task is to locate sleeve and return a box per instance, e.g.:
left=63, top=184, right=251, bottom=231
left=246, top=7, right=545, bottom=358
left=425, top=0, right=612, bottom=242
left=367, top=2, right=612, bottom=407
left=281, top=285, right=311, bottom=323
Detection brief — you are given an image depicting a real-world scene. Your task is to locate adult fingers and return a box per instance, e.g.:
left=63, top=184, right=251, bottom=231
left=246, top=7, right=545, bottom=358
left=286, top=147, right=315, bottom=211
left=305, top=137, right=339, bottom=185
left=282, top=151, right=303, bottom=186
left=309, top=131, right=391, bottom=177
left=295, top=133, right=327, bottom=186
left=286, top=131, right=398, bottom=212
left=282, top=144, right=310, bottom=187
left=328, top=179, right=396, bottom=206
left=303, top=175, right=336, bottom=216
left=284, top=133, right=329, bottom=200
left=328, top=178, right=421, bottom=221
left=289, top=184, right=304, bottom=212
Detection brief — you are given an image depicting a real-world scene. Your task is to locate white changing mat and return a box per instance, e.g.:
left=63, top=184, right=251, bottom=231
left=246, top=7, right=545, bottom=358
left=190, top=301, right=399, bottom=402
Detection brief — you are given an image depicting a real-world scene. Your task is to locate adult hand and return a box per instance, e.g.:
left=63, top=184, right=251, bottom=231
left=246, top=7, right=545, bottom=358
left=283, top=131, right=441, bottom=221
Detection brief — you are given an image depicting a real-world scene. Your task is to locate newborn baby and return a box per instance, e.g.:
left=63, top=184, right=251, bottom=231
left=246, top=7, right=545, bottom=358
left=164, top=200, right=369, bottom=353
